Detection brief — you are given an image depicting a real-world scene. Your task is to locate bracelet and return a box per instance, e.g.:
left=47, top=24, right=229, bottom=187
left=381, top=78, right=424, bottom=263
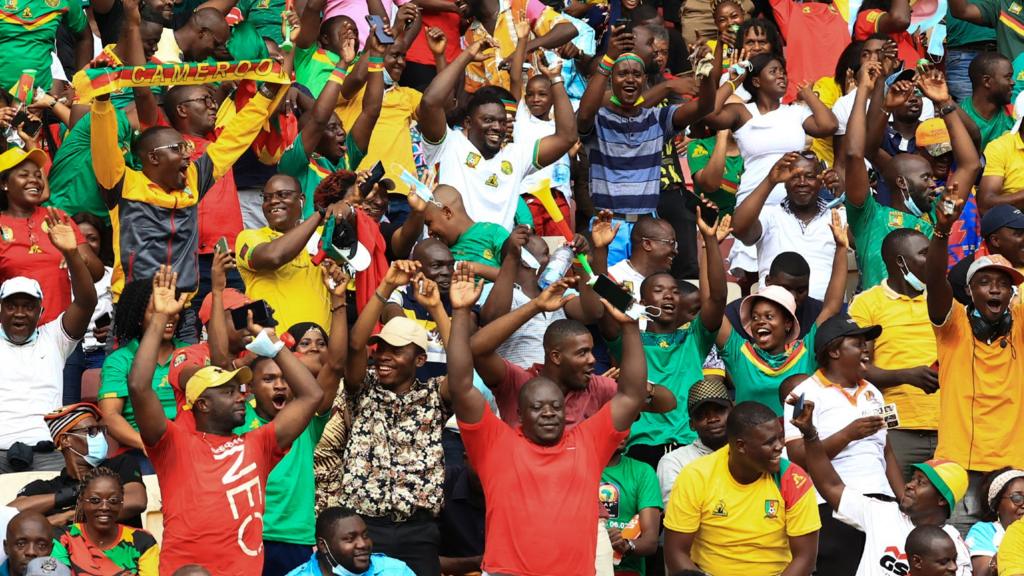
left=726, top=79, right=737, bottom=92
left=596, top=66, right=611, bottom=76
left=257, top=83, right=275, bottom=99
left=549, top=76, right=564, bottom=85
left=374, top=289, right=389, bottom=304
left=803, top=431, right=820, bottom=443
left=368, top=64, right=385, bottom=73
left=933, top=229, right=950, bottom=239
left=327, top=67, right=348, bottom=86
left=601, top=54, right=615, bottom=67
left=331, top=302, right=347, bottom=313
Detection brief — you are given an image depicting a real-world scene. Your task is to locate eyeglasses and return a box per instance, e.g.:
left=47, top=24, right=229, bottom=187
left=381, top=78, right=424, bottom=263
left=180, top=95, right=216, bottom=109
left=260, top=190, right=300, bottom=203
left=67, top=425, right=107, bottom=438
left=151, top=140, right=195, bottom=157
left=642, top=237, right=678, bottom=250
left=1003, top=492, right=1024, bottom=505
left=83, top=496, right=123, bottom=507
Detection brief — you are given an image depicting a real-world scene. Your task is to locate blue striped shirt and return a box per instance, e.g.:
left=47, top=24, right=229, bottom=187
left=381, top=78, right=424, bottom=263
left=583, top=105, right=680, bottom=213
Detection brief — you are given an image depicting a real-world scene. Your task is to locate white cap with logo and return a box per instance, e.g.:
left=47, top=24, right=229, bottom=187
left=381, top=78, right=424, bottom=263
left=0, top=276, right=43, bottom=300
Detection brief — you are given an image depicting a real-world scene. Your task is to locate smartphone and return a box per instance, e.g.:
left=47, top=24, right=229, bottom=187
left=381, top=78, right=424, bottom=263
left=215, top=236, right=230, bottom=254
left=614, top=17, right=632, bottom=31
left=365, top=14, right=395, bottom=45
left=10, top=108, right=42, bottom=139
left=360, top=161, right=386, bottom=196
left=230, top=300, right=278, bottom=330
left=592, top=274, right=634, bottom=313
left=94, top=312, right=112, bottom=328
left=793, top=392, right=806, bottom=415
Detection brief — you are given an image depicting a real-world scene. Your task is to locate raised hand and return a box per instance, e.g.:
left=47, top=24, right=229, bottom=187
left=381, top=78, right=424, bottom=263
left=787, top=396, right=816, bottom=437
left=426, top=26, right=447, bottom=56
left=600, top=296, right=635, bottom=325
left=795, top=81, right=815, bottom=103
left=535, top=278, right=577, bottom=311
left=880, top=39, right=900, bottom=75
left=916, top=65, right=950, bottom=104
left=515, top=9, right=531, bottom=40
left=211, top=248, right=237, bottom=294
left=44, top=208, right=78, bottom=254
left=504, top=224, right=531, bottom=258
left=320, top=260, right=349, bottom=298
left=341, top=36, right=357, bottom=67
left=538, top=53, right=564, bottom=80
left=883, top=79, right=914, bottom=111
left=608, top=25, right=635, bottom=59
left=468, top=38, right=496, bottom=63
left=151, top=265, right=187, bottom=316
left=769, top=152, right=802, bottom=185
left=383, top=260, right=421, bottom=289
left=591, top=209, right=621, bottom=250
left=715, top=213, right=734, bottom=243
left=830, top=208, right=849, bottom=250
left=412, top=272, right=443, bottom=309
left=450, top=262, right=484, bottom=309
left=858, top=60, right=883, bottom=91
left=695, top=198, right=722, bottom=239
left=283, top=10, right=301, bottom=43
left=933, top=183, right=965, bottom=233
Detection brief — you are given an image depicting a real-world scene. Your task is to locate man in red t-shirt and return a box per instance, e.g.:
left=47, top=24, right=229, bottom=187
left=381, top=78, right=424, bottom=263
left=770, top=0, right=851, bottom=102
left=127, top=266, right=324, bottom=576
left=471, top=278, right=675, bottom=429
left=448, top=264, right=649, bottom=575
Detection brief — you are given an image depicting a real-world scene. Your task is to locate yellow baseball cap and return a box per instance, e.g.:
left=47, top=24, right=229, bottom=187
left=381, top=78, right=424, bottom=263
left=0, top=147, right=47, bottom=174
left=915, top=118, right=952, bottom=156
left=182, top=365, right=252, bottom=410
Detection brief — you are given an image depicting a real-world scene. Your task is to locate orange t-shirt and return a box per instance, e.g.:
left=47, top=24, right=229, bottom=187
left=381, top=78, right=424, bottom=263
left=459, top=402, right=628, bottom=574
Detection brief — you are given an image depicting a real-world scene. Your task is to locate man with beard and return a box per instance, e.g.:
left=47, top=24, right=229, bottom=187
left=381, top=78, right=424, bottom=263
left=657, top=377, right=734, bottom=504
left=663, top=401, right=820, bottom=574
left=925, top=188, right=1024, bottom=533
left=789, top=399, right=972, bottom=575
left=285, top=507, right=414, bottom=575
left=129, top=266, right=323, bottom=575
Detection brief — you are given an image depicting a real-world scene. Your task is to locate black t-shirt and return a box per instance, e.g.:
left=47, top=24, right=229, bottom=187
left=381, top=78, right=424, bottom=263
left=17, top=454, right=145, bottom=527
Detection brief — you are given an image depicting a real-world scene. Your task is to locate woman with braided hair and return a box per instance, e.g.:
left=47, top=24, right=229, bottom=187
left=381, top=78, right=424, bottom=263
left=97, top=278, right=187, bottom=473
left=51, top=466, right=160, bottom=575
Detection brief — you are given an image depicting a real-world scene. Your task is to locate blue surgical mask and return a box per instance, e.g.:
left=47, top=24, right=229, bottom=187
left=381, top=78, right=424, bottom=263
left=902, top=188, right=924, bottom=218
left=71, top=433, right=108, bottom=467
left=320, top=541, right=369, bottom=576
left=897, top=257, right=926, bottom=292
left=382, top=68, right=394, bottom=87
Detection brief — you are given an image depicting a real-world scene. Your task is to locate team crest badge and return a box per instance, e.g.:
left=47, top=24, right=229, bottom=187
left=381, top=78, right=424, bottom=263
left=21, top=5, right=30, bottom=16
left=1010, top=2, right=1022, bottom=13
left=257, top=0, right=270, bottom=7
left=173, top=353, right=187, bottom=367
left=485, top=174, right=498, bottom=187
left=44, top=0, right=58, bottom=8
left=466, top=152, right=481, bottom=168
left=712, top=500, right=728, bottom=517
left=4, top=0, right=16, bottom=10
left=483, top=248, right=494, bottom=260
left=501, top=160, right=512, bottom=175
left=765, top=499, right=779, bottom=519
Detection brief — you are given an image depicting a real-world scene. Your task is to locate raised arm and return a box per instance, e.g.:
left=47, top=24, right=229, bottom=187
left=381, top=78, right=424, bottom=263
left=799, top=82, right=839, bottom=138
left=788, top=399, right=846, bottom=511
left=693, top=131, right=731, bottom=196
left=925, top=187, right=964, bottom=324
left=345, top=260, right=421, bottom=394
left=418, top=39, right=492, bottom=143
left=116, top=0, right=159, bottom=128
left=845, top=61, right=882, bottom=208
left=870, top=0, right=911, bottom=33
left=509, top=15, right=531, bottom=102
left=48, top=210, right=96, bottom=339
left=732, top=153, right=799, bottom=245
left=469, top=279, right=576, bottom=387
left=245, top=211, right=325, bottom=270
left=207, top=250, right=238, bottom=370
left=128, top=267, right=187, bottom=446
left=295, top=0, right=325, bottom=49
left=346, top=36, right=386, bottom=153
left=315, top=261, right=349, bottom=415
left=918, top=67, right=981, bottom=197
left=671, top=43, right=722, bottom=131
left=814, top=209, right=850, bottom=324
left=300, top=48, right=371, bottom=157
left=534, top=58, right=577, bottom=168
left=697, top=204, right=727, bottom=333
left=265, top=327, right=324, bottom=449
left=478, top=226, right=530, bottom=325
left=90, top=94, right=126, bottom=205
left=448, top=264, right=489, bottom=424
left=525, top=20, right=577, bottom=53
left=606, top=300, right=648, bottom=431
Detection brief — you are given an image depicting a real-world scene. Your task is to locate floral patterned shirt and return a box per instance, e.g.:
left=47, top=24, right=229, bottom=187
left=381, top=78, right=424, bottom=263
left=339, top=370, right=450, bottom=520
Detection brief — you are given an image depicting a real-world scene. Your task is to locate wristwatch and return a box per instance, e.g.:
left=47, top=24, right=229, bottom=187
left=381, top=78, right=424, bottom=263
left=626, top=540, right=636, bottom=555
left=937, top=102, right=958, bottom=117
left=257, top=82, right=276, bottom=99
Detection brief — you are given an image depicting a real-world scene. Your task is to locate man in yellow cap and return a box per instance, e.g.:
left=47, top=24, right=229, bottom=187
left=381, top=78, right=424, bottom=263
left=791, top=400, right=973, bottom=575
left=126, top=266, right=323, bottom=576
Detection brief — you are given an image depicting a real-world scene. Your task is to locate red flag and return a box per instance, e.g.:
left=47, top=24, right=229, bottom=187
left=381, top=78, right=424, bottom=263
left=8, top=70, right=35, bottom=105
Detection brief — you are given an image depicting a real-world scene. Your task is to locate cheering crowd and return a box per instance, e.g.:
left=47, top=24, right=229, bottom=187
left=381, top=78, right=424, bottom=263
left=0, top=0, right=1023, bottom=571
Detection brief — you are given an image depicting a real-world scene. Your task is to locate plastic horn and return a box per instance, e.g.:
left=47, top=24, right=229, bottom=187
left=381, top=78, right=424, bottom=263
left=529, top=179, right=595, bottom=278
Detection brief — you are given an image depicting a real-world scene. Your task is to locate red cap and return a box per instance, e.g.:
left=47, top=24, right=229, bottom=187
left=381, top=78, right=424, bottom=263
left=168, top=344, right=212, bottom=400
left=197, top=288, right=250, bottom=325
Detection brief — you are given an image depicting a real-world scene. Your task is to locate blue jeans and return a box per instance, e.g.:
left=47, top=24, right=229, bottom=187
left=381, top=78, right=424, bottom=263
left=945, top=49, right=978, bottom=102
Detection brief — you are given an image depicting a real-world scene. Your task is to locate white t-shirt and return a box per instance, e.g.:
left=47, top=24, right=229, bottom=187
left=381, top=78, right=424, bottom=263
left=608, top=259, right=645, bottom=303
left=753, top=203, right=846, bottom=300
left=82, top=267, right=113, bottom=352
left=422, top=127, right=539, bottom=231
left=514, top=101, right=573, bottom=198
left=733, top=102, right=813, bottom=205
left=836, top=490, right=972, bottom=576
left=832, top=87, right=936, bottom=136
left=0, top=315, right=78, bottom=449
left=783, top=373, right=892, bottom=503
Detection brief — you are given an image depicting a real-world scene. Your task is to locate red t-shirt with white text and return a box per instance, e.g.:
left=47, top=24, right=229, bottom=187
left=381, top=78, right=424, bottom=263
left=147, top=419, right=286, bottom=575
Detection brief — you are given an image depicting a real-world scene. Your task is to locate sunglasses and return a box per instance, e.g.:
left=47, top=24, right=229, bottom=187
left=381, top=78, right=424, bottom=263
left=151, top=140, right=196, bottom=157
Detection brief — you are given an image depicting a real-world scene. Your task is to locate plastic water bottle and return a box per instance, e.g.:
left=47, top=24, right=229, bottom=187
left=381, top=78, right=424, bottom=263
left=538, top=246, right=574, bottom=289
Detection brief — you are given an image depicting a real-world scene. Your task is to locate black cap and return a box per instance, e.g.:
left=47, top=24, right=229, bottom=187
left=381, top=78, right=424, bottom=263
left=981, top=205, right=1024, bottom=237
left=687, top=375, right=732, bottom=417
left=814, top=313, right=882, bottom=357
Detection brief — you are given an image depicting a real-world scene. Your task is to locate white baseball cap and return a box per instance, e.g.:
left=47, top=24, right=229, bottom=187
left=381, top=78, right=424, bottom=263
left=0, top=276, right=43, bottom=300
